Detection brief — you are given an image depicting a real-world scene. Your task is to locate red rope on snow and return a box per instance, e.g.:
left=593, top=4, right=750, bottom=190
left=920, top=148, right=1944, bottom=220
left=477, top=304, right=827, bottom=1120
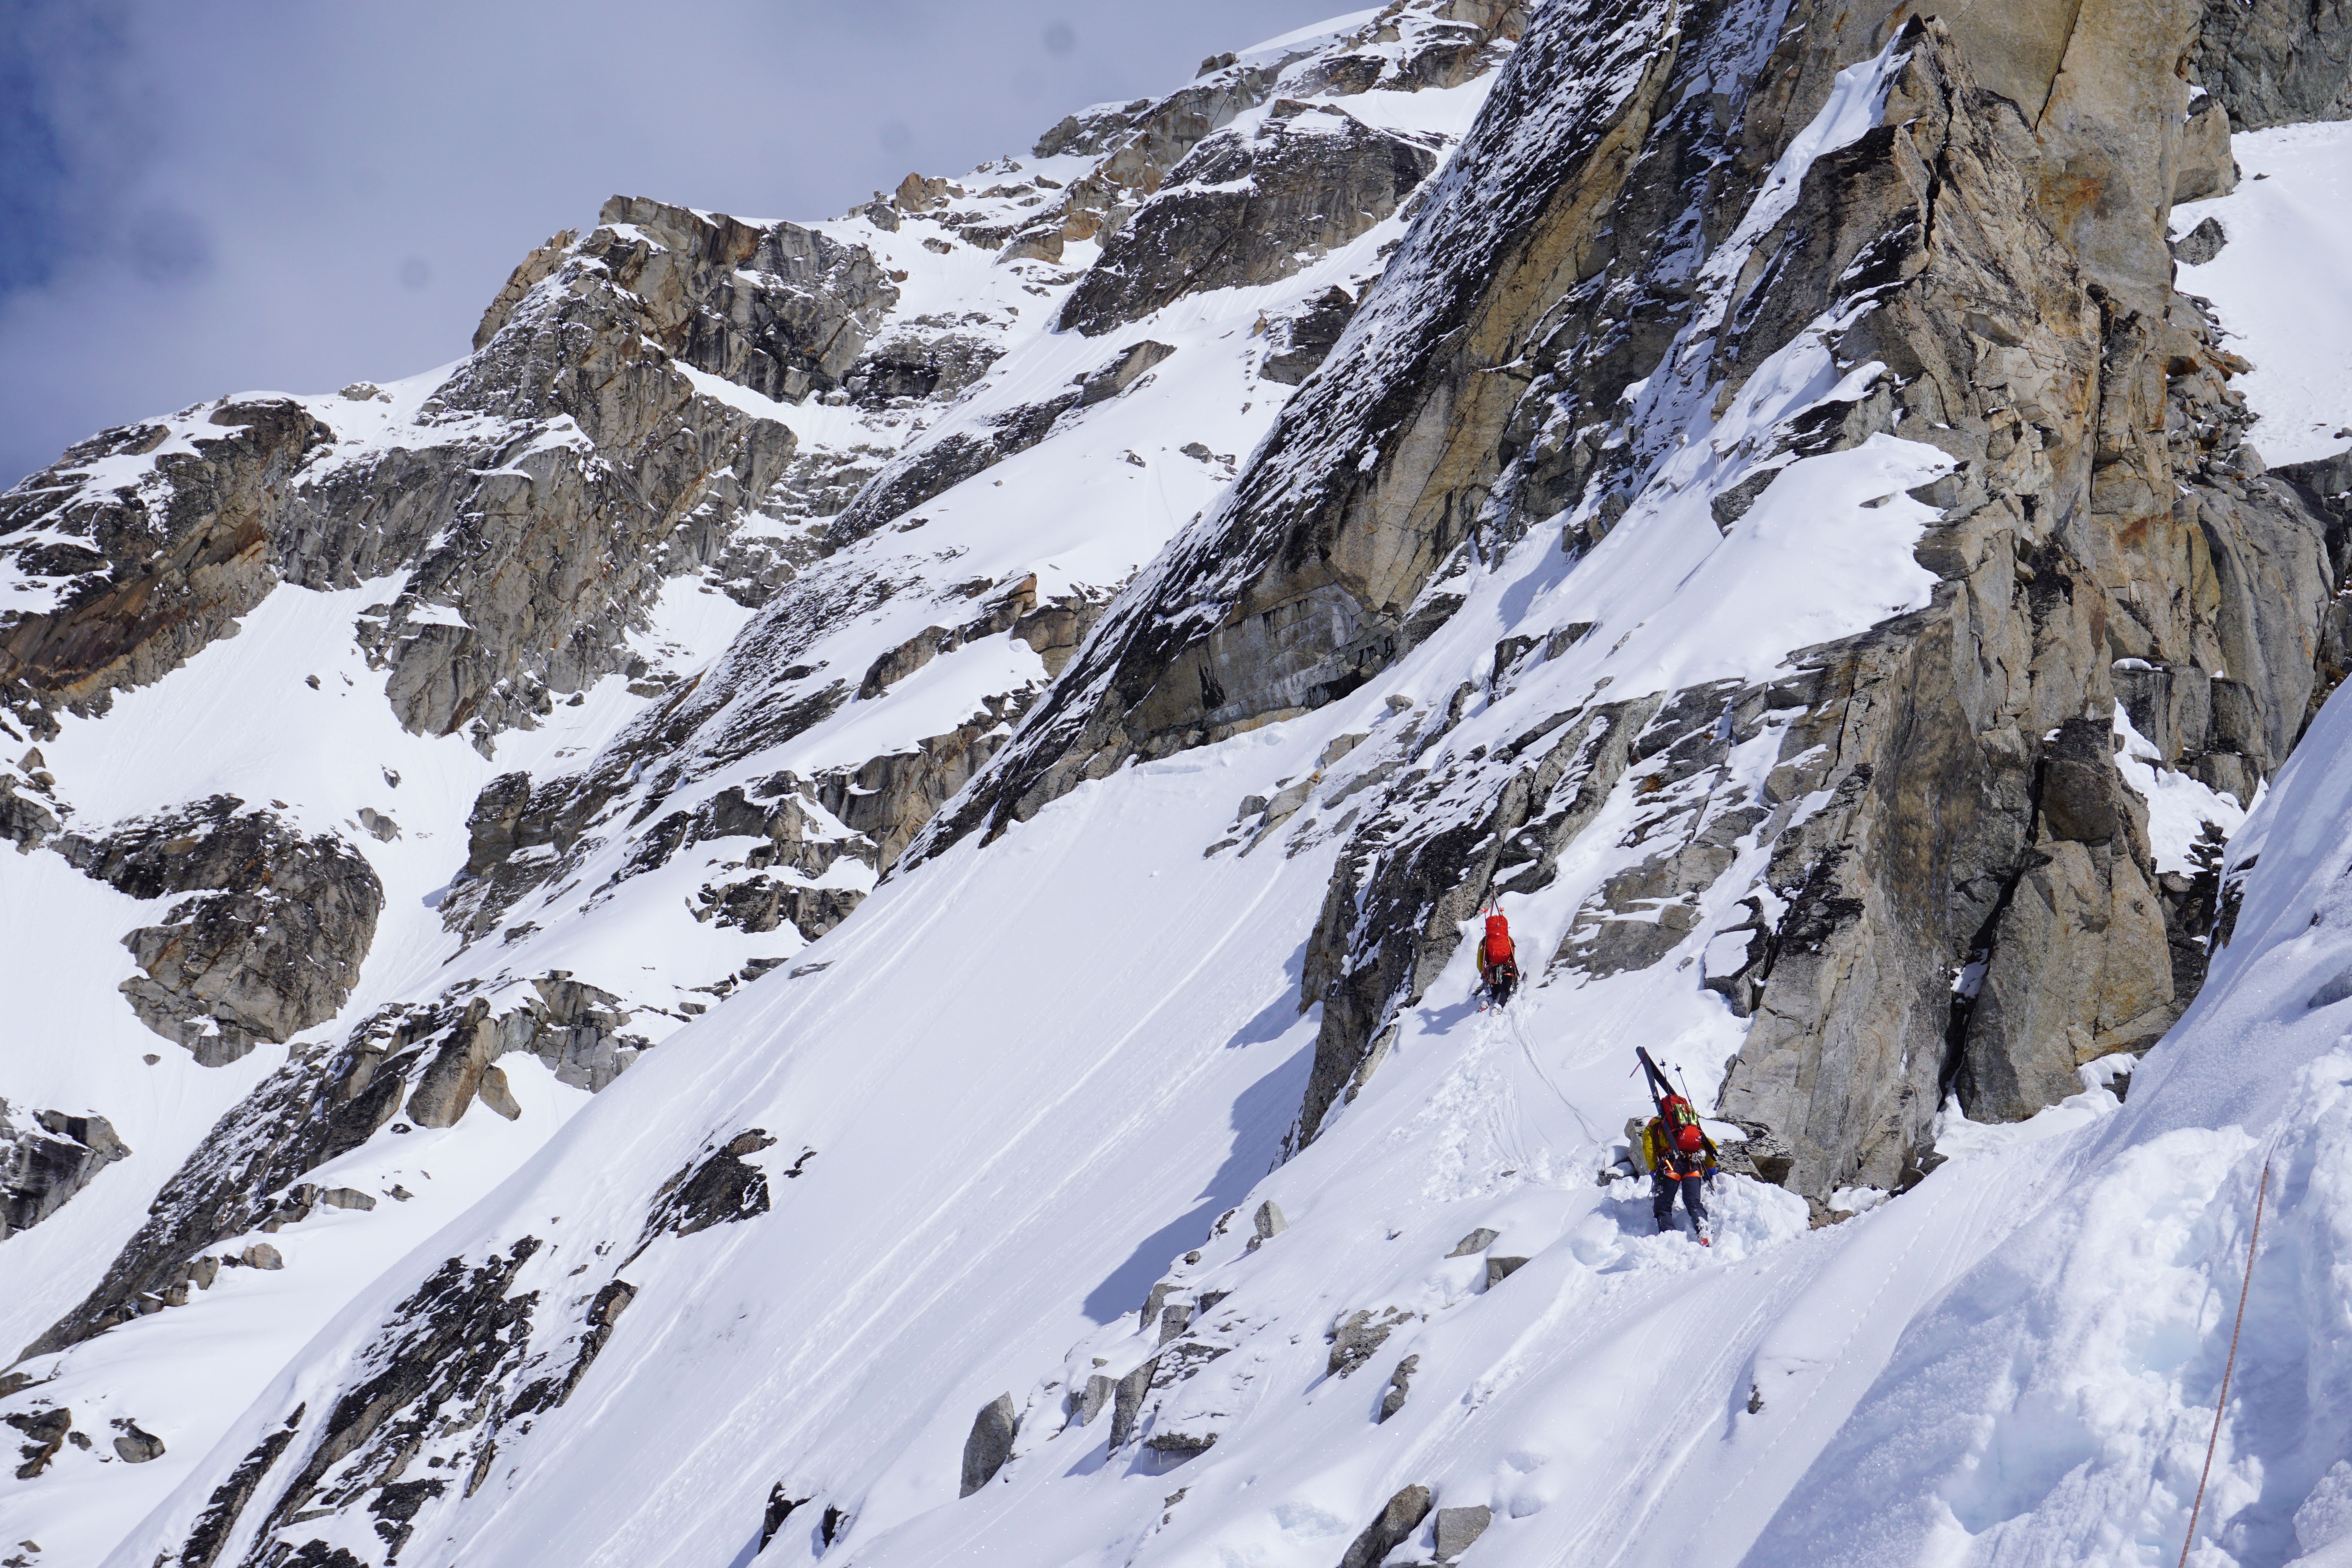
left=2178, top=1156, right=2273, bottom=1568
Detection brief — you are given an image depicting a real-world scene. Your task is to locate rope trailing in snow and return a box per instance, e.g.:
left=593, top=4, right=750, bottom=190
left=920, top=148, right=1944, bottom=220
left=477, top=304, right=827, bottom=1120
left=1500, top=1007, right=1603, bottom=1145
left=2177, top=1154, right=2273, bottom=1568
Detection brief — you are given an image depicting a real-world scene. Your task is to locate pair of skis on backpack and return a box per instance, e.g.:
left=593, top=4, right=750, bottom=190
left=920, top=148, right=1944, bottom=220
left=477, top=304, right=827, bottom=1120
left=1639, top=1045, right=1718, bottom=1247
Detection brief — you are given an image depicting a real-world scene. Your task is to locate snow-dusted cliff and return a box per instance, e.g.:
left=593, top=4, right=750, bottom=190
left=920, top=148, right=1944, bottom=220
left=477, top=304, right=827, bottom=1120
left=2, top=2, right=2350, bottom=1565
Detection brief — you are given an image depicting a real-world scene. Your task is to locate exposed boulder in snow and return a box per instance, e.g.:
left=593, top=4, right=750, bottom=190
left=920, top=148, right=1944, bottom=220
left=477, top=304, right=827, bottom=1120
left=1338, top=1483, right=1434, bottom=1568
left=59, top=796, right=383, bottom=1066
left=1433, top=1503, right=1492, bottom=1560
left=2174, top=95, right=2240, bottom=203
left=1057, top=107, right=1437, bottom=338
left=6, top=1405, right=73, bottom=1480
left=1, top=1103, right=129, bottom=1238
left=958, top=1394, right=1018, bottom=1496
left=1378, top=1352, right=1419, bottom=1420
left=639, top=1130, right=775, bottom=1247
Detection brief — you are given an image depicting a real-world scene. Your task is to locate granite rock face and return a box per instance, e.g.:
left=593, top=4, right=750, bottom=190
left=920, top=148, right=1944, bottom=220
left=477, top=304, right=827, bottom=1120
left=2, top=1102, right=131, bottom=1238
left=931, top=0, right=2350, bottom=1196
left=2195, top=0, right=2352, bottom=129
left=0, top=399, right=326, bottom=730
left=58, top=797, right=384, bottom=1067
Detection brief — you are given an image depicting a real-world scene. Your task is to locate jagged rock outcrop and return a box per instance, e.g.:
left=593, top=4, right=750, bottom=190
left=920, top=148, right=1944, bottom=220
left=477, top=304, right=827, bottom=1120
left=925, top=0, right=1689, bottom=835
left=577, top=196, right=898, bottom=401
left=58, top=797, right=383, bottom=1066
left=1027, top=2, right=1523, bottom=247
left=21, top=1005, right=420, bottom=1356
left=0, top=399, right=327, bottom=730
left=1057, top=105, right=1438, bottom=336
left=164, top=1240, right=545, bottom=1566
left=831, top=344, right=1172, bottom=539
left=1262, top=286, right=1360, bottom=385
left=930, top=1, right=2349, bottom=1196
left=1, top=1102, right=130, bottom=1238
left=16, top=972, right=644, bottom=1359
left=0, top=193, right=905, bottom=748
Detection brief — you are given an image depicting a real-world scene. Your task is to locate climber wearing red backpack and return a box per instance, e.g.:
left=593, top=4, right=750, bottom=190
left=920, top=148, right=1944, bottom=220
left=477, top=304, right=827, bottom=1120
left=1636, top=1047, right=1719, bottom=1243
left=1475, top=904, right=1519, bottom=1009
left=1641, top=1102, right=1718, bottom=1241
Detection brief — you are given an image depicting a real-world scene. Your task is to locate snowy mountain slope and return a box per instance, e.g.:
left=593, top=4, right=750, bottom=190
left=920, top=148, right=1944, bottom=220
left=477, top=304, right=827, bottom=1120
left=4, top=0, right=2352, bottom=1565
left=0, top=5, right=1528, bottom=1561
left=2175, top=121, right=2352, bottom=468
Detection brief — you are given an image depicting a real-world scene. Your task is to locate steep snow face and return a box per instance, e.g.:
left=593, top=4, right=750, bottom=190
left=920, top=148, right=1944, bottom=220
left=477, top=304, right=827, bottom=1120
left=68, top=24, right=2337, bottom=1563
left=2176, top=121, right=2352, bottom=466
left=1756, top=684, right=2352, bottom=1568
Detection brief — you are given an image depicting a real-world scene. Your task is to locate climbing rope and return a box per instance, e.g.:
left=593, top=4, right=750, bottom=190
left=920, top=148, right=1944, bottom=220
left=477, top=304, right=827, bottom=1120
left=2177, top=1152, right=2274, bottom=1568
left=1500, top=1005, right=1604, bottom=1145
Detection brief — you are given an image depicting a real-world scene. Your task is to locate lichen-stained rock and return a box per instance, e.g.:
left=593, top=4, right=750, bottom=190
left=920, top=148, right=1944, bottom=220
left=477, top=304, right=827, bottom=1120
left=1057, top=106, right=1439, bottom=338
left=58, top=796, right=383, bottom=1067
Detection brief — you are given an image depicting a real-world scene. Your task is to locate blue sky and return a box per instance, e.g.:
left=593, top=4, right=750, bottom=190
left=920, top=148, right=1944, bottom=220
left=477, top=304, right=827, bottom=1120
left=0, top=0, right=1348, bottom=485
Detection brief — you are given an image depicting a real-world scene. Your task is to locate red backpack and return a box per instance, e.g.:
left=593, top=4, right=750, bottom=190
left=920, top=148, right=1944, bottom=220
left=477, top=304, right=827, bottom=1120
left=1483, top=913, right=1515, bottom=967
left=1659, top=1094, right=1705, bottom=1154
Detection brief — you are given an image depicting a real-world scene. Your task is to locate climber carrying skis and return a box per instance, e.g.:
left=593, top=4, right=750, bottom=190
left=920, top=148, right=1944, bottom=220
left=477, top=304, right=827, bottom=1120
left=1636, top=1046, right=1718, bottom=1244
left=1475, top=903, right=1519, bottom=1010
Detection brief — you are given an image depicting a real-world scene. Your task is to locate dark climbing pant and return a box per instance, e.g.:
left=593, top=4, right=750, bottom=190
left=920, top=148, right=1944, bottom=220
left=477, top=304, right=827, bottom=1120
left=1652, top=1169, right=1707, bottom=1234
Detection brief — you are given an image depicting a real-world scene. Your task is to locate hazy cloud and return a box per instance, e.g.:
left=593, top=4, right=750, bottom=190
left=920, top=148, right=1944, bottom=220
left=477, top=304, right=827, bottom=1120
left=0, top=0, right=1346, bottom=484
